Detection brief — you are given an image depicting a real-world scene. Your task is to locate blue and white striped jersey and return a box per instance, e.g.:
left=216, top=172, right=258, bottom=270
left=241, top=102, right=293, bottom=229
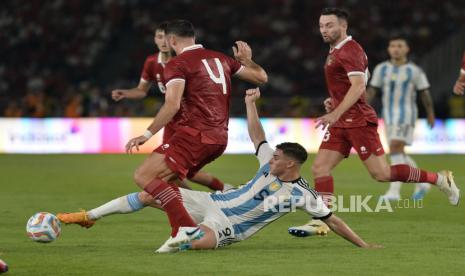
left=210, top=142, right=331, bottom=241
left=370, top=61, right=430, bottom=126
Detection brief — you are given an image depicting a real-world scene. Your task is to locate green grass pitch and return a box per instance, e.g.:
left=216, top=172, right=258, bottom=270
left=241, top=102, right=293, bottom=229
left=0, top=154, right=464, bottom=275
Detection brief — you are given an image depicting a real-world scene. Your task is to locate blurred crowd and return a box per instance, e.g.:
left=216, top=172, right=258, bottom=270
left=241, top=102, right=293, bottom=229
left=1, top=0, right=465, bottom=118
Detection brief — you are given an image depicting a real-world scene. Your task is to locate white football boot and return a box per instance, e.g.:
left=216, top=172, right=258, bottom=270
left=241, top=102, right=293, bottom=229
left=437, top=170, right=460, bottom=206
left=167, top=226, right=204, bottom=248
left=155, top=236, right=179, bottom=253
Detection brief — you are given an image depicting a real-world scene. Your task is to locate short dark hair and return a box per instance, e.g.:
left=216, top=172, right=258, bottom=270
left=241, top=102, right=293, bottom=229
left=389, top=36, right=409, bottom=46
left=154, top=21, right=168, bottom=33
left=321, top=8, right=349, bottom=21
left=276, top=142, right=308, bottom=164
left=166, top=19, right=195, bottom=38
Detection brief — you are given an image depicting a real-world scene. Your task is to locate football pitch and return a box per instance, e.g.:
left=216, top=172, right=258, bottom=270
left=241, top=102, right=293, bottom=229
left=0, top=154, right=464, bottom=275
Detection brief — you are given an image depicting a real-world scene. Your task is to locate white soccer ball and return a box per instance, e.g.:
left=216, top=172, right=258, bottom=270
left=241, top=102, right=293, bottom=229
left=26, top=212, right=61, bottom=243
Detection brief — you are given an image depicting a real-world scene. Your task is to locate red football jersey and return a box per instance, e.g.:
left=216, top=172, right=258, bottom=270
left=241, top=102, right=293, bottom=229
left=461, top=52, right=465, bottom=74
left=324, top=36, right=378, bottom=128
left=141, top=52, right=167, bottom=94
left=164, top=44, right=243, bottom=145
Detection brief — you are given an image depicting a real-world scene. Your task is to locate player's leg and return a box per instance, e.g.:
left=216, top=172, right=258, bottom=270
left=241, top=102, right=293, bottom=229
left=381, top=139, right=406, bottom=200
left=363, top=154, right=459, bottom=205
left=189, top=225, right=217, bottom=250
left=406, top=155, right=431, bottom=199
left=188, top=170, right=230, bottom=191
left=134, top=151, right=198, bottom=238
left=288, top=128, right=349, bottom=237
left=57, top=191, right=162, bottom=228
left=353, top=124, right=459, bottom=205
left=311, top=148, right=346, bottom=206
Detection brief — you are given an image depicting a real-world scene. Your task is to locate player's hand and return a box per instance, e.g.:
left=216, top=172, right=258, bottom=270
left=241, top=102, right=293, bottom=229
left=324, top=97, right=334, bottom=113
left=233, top=41, right=252, bottom=64
left=112, top=90, right=126, bottom=101
left=125, top=136, right=148, bottom=154
left=453, top=81, right=465, bottom=95
left=427, top=113, right=435, bottom=129
left=245, top=88, right=261, bottom=103
left=315, top=112, right=340, bottom=130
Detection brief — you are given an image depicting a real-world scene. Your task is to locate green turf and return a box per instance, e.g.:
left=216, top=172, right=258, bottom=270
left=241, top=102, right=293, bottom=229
left=0, top=154, right=464, bottom=275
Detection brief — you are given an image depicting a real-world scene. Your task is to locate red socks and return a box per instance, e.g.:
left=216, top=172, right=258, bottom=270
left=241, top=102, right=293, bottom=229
left=390, top=164, right=438, bottom=184
left=314, top=176, right=334, bottom=207
left=208, top=177, right=224, bottom=191
left=144, top=178, right=196, bottom=237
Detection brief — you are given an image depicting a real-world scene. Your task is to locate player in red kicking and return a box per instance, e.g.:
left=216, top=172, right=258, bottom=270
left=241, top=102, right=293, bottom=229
left=111, top=21, right=230, bottom=192
left=124, top=19, right=267, bottom=249
left=289, top=8, right=459, bottom=237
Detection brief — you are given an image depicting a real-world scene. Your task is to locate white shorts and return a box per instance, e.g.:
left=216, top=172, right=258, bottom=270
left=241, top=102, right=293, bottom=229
left=385, top=124, right=414, bottom=145
left=180, top=189, right=238, bottom=248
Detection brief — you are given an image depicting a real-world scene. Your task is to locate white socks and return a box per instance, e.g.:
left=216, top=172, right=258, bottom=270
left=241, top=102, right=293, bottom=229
left=87, top=192, right=145, bottom=220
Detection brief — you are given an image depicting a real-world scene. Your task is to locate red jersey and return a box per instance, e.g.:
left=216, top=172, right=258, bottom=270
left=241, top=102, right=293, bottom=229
left=461, top=52, right=465, bottom=74
left=164, top=44, right=243, bottom=145
left=141, top=52, right=167, bottom=94
left=324, top=36, right=378, bottom=128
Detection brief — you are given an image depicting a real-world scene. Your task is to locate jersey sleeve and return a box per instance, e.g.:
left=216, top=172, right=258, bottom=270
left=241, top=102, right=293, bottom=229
left=224, top=55, right=244, bottom=75
left=414, top=68, right=430, bottom=91
left=369, top=64, right=383, bottom=88
left=141, top=57, right=154, bottom=82
left=164, top=58, right=187, bottom=87
left=340, top=45, right=367, bottom=77
left=293, top=185, right=332, bottom=219
left=255, top=141, right=274, bottom=168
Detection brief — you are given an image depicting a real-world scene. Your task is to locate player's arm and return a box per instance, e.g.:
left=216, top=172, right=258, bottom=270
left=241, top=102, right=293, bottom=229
left=453, top=72, right=465, bottom=95
left=245, top=88, right=266, bottom=149
left=232, top=41, right=268, bottom=85
left=125, top=81, right=184, bottom=153
left=316, top=74, right=366, bottom=129
left=419, top=89, right=435, bottom=128
left=112, top=80, right=151, bottom=101
left=322, top=215, right=382, bottom=248
left=366, top=86, right=380, bottom=104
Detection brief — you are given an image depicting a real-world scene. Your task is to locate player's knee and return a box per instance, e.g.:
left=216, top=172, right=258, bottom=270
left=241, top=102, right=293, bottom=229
left=369, top=170, right=390, bottom=182
left=133, top=168, right=148, bottom=187
left=311, top=163, right=329, bottom=177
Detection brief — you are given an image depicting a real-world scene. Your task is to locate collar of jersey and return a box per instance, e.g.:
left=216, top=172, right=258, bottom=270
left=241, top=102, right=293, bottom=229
left=332, top=35, right=352, bottom=50
left=277, top=176, right=303, bottom=184
left=181, top=44, right=204, bottom=53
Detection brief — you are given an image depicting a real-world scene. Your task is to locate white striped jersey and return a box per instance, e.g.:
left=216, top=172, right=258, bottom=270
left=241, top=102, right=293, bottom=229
left=210, top=142, right=331, bottom=241
left=370, top=61, right=430, bottom=126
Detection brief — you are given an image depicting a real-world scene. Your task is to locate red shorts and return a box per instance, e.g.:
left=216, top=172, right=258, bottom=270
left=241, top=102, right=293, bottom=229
left=154, top=127, right=226, bottom=180
left=319, top=123, right=385, bottom=161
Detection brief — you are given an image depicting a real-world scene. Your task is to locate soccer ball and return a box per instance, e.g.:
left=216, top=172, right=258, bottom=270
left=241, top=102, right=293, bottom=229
left=26, top=212, right=61, bottom=243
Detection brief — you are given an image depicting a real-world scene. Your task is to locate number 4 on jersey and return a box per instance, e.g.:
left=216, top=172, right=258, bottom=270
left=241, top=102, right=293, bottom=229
left=201, top=58, right=227, bottom=94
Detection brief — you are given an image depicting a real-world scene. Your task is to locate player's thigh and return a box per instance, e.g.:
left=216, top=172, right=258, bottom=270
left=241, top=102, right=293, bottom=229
left=134, top=152, right=175, bottom=187
left=312, top=148, right=345, bottom=177
left=188, top=171, right=213, bottom=185
left=362, top=154, right=391, bottom=182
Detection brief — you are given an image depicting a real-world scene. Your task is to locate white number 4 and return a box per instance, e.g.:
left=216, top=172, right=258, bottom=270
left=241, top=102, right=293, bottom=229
left=201, top=58, right=227, bottom=94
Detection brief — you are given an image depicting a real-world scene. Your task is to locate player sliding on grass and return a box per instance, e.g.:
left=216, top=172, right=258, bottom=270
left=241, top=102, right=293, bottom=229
left=289, top=8, right=460, bottom=237
left=110, top=21, right=231, bottom=192
left=76, top=19, right=267, bottom=249
left=59, top=88, right=382, bottom=252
